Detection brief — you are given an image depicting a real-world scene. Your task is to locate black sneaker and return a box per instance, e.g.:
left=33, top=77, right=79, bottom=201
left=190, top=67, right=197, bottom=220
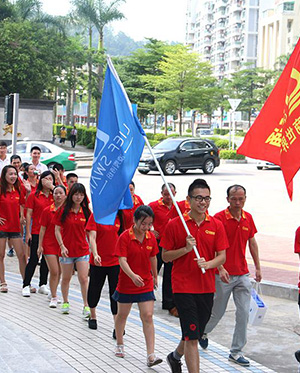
left=88, top=319, right=97, bottom=330
left=228, top=354, right=250, bottom=367
left=166, top=352, right=182, bottom=373
left=295, top=350, right=300, bottom=363
left=199, top=334, right=208, bottom=349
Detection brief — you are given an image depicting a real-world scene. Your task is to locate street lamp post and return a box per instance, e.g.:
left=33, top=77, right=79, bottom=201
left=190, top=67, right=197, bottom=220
left=228, top=98, right=241, bottom=150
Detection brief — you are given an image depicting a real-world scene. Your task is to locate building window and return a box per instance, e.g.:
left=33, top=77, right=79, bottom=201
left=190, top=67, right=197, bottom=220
left=287, top=19, right=293, bottom=32
left=283, top=2, right=295, bottom=11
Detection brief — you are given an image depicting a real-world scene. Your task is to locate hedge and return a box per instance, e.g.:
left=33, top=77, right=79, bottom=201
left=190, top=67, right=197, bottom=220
left=214, top=139, right=229, bottom=149
left=219, top=150, right=245, bottom=160
left=53, top=124, right=97, bottom=148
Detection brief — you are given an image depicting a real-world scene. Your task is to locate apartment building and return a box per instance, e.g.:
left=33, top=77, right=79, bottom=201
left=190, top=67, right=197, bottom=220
left=186, top=0, right=259, bottom=79
left=257, top=1, right=300, bottom=69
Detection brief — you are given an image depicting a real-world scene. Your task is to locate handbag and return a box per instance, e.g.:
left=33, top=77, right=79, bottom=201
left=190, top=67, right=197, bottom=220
left=248, top=282, right=267, bottom=326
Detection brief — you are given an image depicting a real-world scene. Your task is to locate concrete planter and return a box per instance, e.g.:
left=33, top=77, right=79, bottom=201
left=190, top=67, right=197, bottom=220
left=220, top=159, right=247, bottom=164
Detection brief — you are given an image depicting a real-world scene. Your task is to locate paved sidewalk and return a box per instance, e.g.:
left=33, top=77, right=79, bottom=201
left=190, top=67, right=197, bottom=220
left=0, top=272, right=276, bottom=373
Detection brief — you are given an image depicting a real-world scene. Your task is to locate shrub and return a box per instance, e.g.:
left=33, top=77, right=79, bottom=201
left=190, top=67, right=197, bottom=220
left=215, top=139, right=229, bottom=149
left=154, top=133, right=167, bottom=141
left=219, top=150, right=245, bottom=160
left=214, top=128, right=220, bottom=134
left=220, top=129, right=229, bottom=135
left=146, top=133, right=155, bottom=140
left=186, top=128, right=192, bottom=133
left=148, top=139, right=160, bottom=147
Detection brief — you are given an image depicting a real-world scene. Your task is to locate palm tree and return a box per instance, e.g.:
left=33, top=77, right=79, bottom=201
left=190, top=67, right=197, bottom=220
left=71, top=0, right=125, bottom=126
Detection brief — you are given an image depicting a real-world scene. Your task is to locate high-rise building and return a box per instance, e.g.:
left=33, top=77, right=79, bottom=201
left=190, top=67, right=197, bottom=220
left=257, top=1, right=300, bottom=70
left=185, top=0, right=260, bottom=79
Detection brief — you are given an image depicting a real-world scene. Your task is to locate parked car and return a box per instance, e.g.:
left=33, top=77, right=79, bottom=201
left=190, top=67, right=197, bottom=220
left=256, top=160, right=281, bottom=170
left=7, top=141, right=77, bottom=171
left=138, top=137, right=220, bottom=175
left=196, top=128, right=214, bottom=137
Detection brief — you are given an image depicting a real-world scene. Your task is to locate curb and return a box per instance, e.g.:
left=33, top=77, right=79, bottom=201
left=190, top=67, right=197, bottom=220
left=251, top=279, right=298, bottom=301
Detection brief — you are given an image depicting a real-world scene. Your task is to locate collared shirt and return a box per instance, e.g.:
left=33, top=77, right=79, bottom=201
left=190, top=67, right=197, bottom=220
left=39, top=204, right=60, bottom=255
left=86, top=213, right=120, bottom=267
left=26, top=191, right=54, bottom=234
left=53, top=206, right=90, bottom=257
left=295, top=227, right=300, bottom=253
left=116, top=227, right=158, bottom=294
left=148, top=197, right=173, bottom=238
left=167, top=199, right=191, bottom=220
left=0, top=157, right=10, bottom=175
left=122, top=194, right=144, bottom=230
left=160, top=212, right=228, bottom=294
left=214, top=208, right=257, bottom=275
left=33, top=162, right=48, bottom=174
left=0, top=187, right=25, bottom=232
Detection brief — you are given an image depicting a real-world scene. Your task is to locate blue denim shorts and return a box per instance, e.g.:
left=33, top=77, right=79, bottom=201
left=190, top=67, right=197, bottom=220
left=59, top=255, right=89, bottom=264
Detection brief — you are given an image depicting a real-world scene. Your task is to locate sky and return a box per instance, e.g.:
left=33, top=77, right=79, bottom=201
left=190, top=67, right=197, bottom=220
left=40, top=0, right=187, bottom=43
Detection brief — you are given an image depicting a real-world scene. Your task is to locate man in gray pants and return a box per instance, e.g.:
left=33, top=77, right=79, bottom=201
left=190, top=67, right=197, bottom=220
left=199, top=184, right=262, bottom=367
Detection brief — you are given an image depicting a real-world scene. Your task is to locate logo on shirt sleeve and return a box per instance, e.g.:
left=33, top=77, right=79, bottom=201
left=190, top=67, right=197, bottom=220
left=205, top=230, right=216, bottom=236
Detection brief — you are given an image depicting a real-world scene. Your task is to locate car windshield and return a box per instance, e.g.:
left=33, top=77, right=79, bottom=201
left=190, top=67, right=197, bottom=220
left=153, top=138, right=182, bottom=151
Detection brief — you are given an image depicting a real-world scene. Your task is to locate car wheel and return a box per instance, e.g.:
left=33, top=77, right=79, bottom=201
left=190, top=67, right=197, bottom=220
left=203, top=159, right=215, bottom=174
left=138, top=169, right=149, bottom=175
left=257, top=166, right=263, bottom=170
left=163, top=160, right=176, bottom=175
left=179, top=169, right=188, bottom=174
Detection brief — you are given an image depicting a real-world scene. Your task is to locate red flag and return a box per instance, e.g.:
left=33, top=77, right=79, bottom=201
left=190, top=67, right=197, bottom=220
left=237, top=38, right=300, bottom=200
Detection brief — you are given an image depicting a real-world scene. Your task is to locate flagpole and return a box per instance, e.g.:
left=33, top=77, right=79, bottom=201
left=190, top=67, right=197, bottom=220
left=143, top=136, right=206, bottom=274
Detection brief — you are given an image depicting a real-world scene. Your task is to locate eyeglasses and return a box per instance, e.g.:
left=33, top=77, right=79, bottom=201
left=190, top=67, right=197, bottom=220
left=190, top=195, right=212, bottom=202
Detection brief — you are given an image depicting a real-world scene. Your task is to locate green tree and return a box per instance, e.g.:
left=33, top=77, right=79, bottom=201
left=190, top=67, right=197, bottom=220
left=70, top=0, right=125, bottom=125
left=154, top=44, right=216, bottom=135
left=0, top=0, right=14, bottom=21
left=0, top=20, right=68, bottom=98
left=114, top=39, right=169, bottom=124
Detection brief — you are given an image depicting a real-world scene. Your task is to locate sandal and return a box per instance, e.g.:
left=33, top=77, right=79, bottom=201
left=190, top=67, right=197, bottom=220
left=115, top=344, right=125, bottom=358
left=0, top=282, right=8, bottom=293
left=147, top=353, right=163, bottom=367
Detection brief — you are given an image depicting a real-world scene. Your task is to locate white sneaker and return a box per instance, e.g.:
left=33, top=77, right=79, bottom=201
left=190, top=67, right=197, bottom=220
left=47, top=293, right=61, bottom=303
left=82, top=306, right=90, bottom=320
left=38, top=285, right=49, bottom=295
left=49, top=297, right=58, bottom=308
left=22, top=286, right=30, bottom=297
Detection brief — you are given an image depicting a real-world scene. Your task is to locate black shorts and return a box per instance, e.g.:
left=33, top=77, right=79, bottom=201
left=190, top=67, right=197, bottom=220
left=174, top=293, right=214, bottom=341
left=0, top=231, right=22, bottom=239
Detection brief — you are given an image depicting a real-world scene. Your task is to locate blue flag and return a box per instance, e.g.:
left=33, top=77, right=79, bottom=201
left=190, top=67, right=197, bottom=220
left=90, top=58, right=145, bottom=225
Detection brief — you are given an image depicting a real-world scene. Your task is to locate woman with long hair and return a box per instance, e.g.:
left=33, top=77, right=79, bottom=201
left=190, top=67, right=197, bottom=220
left=113, top=205, right=162, bottom=367
left=54, top=183, right=91, bottom=318
left=0, top=165, right=26, bottom=292
left=38, top=185, right=67, bottom=308
left=86, top=210, right=124, bottom=332
left=122, top=181, right=144, bottom=230
left=23, top=164, right=39, bottom=194
left=22, top=170, right=55, bottom=297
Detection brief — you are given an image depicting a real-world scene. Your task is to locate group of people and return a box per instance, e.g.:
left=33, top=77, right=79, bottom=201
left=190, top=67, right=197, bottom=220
left=0, top=138, right=263, bottom=371
left=59, top=125, right=77, bottom=148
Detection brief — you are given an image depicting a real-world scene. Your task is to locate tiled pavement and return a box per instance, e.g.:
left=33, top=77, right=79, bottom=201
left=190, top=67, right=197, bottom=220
left=0, top=272, right=275, bottom=373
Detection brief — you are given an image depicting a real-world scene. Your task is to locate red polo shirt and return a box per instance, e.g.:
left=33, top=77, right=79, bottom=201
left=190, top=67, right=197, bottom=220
left=86, top=213, right=120, bottom=267
left=295, top=227, right=300, bottom=253
left=116, top=227, right=158, bottom=294
left=123, top=194, right=144, bottom=230
left=160, top=212, right=228, bottom=294
left=53, top=207, right=90, bottom=257
left=0, top=187, right=25, bottom=232
left=167, top=200, right=191, bottom=220
left=214, top=208, right=257, bottom=275
left=26, top=191, right=54, bottom=235
left=148, top=198, right=172, bottom=238
left=39, top=204, right=60, bottom=255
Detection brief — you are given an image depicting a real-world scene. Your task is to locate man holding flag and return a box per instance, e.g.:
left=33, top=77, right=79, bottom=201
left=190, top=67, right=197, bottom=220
left=90, top=57, right=145, bottom=226
left=161, top=179, right=228, bottom=373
